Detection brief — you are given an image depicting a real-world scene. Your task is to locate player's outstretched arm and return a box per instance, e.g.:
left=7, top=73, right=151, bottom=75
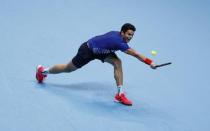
left=124, top=48, right=156, bottom=69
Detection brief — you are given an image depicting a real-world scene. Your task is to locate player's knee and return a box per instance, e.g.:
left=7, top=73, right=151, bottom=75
left=65, top=67, right=76, bottom=73
left=64, top=67, right=71, bottom=72
left=65, top=63, right=77, bottom=73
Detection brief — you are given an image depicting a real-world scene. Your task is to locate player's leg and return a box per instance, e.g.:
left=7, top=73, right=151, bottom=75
left=36, top=42, right=93, bottom=83
left=36, top=61, right=78, bottom=83
left=104, top=55, right=123, bottom=88
left=104, top=54, right=132, bottom=106
left=48, top=61, right=78, bottom=74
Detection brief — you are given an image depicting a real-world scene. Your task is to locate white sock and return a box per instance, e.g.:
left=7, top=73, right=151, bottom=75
left=117, top=85, right=123, bottom=95
left=42, top=68, right=50, bottom=75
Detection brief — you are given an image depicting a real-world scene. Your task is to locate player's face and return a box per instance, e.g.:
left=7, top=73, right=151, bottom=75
left=121, top=29, right=134, bottom=43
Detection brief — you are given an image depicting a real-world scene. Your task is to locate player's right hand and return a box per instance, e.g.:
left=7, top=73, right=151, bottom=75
left=150, top=63, right=157, bottom=69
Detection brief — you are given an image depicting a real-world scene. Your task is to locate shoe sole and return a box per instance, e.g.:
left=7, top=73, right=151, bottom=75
left=114, top=99, right=132, bottom=106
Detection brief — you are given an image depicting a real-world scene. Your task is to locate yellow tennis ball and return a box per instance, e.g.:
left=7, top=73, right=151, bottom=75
left=151, top=50, right=157, bottom=56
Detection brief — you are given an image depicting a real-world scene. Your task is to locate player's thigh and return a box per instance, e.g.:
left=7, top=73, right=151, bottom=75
left=104, top=54, right=121, bottom=67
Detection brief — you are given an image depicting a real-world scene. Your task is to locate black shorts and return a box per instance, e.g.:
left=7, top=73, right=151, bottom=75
left=72, top=42, right=117, bottom=68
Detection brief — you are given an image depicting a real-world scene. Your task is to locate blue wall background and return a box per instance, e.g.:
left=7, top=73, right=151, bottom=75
left=0, top=0, right=210, bottom=131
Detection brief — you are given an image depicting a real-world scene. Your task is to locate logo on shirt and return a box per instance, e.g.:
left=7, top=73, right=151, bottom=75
left=92, top=48, right=117, bottom=54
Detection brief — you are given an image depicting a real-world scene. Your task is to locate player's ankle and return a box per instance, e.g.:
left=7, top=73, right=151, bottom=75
left=117, top=85, right=123, bottom=95
left=42, top=68, right=49, bottom=75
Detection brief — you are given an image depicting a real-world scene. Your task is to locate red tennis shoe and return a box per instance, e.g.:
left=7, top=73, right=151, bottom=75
left=36, top=65, right=47, bottom=83
left=115, top=93, right=132, bottom=106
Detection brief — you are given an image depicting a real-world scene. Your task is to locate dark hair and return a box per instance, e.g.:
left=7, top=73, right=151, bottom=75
left=121, top=23, right=136, bottom=33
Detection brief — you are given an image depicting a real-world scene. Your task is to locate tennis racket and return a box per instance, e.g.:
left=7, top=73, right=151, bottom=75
left=155, top=62, right=172, bottom=68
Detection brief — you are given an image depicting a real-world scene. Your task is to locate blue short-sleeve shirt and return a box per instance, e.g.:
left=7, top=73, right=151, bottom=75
left=87, top=31, right=130, bottom=54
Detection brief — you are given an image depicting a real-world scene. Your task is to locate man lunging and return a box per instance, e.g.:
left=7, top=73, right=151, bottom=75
left=36, top=23, right=156, bottom=106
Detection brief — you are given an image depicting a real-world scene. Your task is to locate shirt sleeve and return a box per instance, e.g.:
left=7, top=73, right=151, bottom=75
left=118, top=43, right=130, bottom=52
